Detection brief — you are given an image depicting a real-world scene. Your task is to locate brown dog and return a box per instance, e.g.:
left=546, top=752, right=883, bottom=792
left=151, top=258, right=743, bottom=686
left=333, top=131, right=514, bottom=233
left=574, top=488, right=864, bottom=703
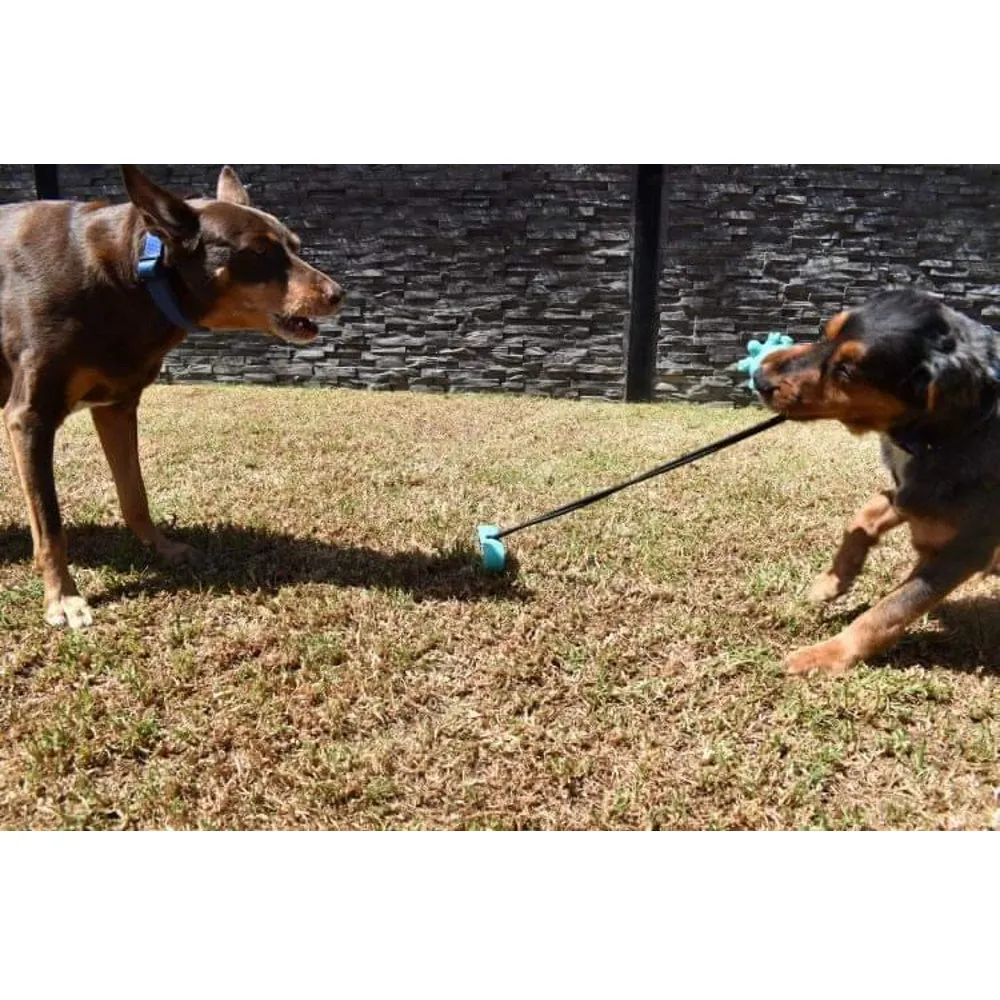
left=755, top=289, right=1000, bottom=675
left=0, top=165, right=343, bottom=628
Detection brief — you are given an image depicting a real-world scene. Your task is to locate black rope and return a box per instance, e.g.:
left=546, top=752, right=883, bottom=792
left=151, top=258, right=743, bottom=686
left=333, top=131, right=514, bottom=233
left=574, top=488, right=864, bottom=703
left=496, top=413, right=787, bottom=540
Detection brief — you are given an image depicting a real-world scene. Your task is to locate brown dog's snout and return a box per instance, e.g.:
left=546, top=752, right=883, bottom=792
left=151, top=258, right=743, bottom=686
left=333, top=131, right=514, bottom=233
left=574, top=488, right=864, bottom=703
left=328, top=280, right=344, bottom=308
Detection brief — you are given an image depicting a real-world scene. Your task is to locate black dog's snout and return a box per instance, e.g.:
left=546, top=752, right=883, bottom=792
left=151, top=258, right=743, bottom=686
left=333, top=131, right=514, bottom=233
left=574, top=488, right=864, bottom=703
left=753, top=366, right=775, bottom=395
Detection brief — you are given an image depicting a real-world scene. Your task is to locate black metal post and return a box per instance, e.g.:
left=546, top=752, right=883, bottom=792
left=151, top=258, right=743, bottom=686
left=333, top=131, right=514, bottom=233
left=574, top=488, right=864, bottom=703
left=625, top=164, right=664, bottom=402
left=33, top=165, right=60, bottom=200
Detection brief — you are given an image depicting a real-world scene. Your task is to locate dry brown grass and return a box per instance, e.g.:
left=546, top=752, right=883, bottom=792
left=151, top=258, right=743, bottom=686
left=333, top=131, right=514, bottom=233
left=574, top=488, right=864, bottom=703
left=1, top=385, right=998, bottom=829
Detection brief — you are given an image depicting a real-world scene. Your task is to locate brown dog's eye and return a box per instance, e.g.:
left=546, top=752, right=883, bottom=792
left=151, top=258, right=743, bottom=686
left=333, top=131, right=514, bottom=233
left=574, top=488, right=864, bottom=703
left=831, top=362, right=853, bottom=383
left=228, top=239, right=291, bottom=284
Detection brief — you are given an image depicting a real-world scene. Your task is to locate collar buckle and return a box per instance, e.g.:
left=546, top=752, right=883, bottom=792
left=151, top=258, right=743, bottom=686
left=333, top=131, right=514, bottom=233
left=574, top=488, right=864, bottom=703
left=136, top=232, right=206, bottom=333
left=137, top=233, right=164, bottom=280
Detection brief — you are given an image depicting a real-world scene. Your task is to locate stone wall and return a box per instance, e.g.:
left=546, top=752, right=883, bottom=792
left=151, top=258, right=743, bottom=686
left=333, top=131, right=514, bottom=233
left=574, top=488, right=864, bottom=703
left=657, top=164, right=1000, bottom=404
left=4, top=164, right=1000, bottom=406
left=42, top=165, right=635, bottom=400
left=0, top=164, right=37, bottom=205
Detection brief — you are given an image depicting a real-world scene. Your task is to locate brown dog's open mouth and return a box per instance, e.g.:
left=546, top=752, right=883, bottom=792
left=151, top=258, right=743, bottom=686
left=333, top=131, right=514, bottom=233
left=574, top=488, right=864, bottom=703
left=274, top=314, right=320, bottom=341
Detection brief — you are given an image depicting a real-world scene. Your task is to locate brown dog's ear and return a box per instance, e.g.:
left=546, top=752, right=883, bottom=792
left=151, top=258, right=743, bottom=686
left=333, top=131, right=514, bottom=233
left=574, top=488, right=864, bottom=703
left=120, top=165, right=200, bottom=245
left=217, top=165, right=251, bottom=206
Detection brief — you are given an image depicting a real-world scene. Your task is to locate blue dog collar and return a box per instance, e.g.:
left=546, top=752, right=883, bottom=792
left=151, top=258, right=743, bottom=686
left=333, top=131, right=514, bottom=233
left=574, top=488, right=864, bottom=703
left=138, top=233, right=206, bottom=333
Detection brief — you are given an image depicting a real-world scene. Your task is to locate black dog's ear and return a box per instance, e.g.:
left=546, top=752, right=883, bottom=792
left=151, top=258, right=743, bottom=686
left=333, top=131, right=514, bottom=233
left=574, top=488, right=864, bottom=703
left=216, top=165, right=251, bottom=207
left=121, top=165, right=200, bottom=246
left=924, top=323, right=989, bottom=418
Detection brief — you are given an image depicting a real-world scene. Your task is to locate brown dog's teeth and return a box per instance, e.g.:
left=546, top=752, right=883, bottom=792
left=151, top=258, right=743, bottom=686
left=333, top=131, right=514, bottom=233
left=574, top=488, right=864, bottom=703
left=276, top=314, right=319, bottom=338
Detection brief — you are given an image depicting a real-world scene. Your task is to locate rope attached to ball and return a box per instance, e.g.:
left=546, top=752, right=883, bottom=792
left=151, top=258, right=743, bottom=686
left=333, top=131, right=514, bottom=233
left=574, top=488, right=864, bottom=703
left=476, top=333, right=795, bottom=572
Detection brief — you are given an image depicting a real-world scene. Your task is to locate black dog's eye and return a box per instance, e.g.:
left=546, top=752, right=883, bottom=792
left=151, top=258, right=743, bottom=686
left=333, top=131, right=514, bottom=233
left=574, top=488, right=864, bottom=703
left=831, top=362, right=853, bottom=383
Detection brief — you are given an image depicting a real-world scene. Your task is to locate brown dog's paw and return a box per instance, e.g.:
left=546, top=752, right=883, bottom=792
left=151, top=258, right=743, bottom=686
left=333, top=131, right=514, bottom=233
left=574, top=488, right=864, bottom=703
left=157, top=539, right=202, bottom=567
left=784, top=637, right=856, bottom=676
left=806, top=572, right=845, bottom=605
left=45, top=594, right=94, bottom=630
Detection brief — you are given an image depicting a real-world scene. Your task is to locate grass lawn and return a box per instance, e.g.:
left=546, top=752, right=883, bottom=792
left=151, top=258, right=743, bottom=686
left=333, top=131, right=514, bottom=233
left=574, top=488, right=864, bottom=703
left=1, top=385, right=998, bottom=830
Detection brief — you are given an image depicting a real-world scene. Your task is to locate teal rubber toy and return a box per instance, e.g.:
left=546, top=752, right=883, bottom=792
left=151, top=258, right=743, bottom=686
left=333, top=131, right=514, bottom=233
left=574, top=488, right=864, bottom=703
left=477, top=524, right=506, bottom=572
left=736, top=332, right=795, bottom=392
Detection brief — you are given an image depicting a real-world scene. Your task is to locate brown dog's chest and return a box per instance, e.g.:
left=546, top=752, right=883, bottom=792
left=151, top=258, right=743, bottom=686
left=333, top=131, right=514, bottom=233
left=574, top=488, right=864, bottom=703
left=66, top=356, right=174, bottom=413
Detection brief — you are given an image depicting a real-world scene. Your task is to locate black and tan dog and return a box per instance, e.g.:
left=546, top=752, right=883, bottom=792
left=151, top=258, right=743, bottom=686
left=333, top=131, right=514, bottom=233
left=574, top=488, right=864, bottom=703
left=755, top=287, right=1000, bottom=675
left=0, top=165, right=343, bottom=628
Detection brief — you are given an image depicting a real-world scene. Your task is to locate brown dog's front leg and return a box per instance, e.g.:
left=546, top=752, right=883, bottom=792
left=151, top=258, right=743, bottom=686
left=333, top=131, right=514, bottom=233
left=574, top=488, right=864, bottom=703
left=787, top=532, right=987, bottom=675
left=4, top=403, right=93, bottom=628
left=807, top=491, right=905, bottom=604
left=90, top=401, right=199, bottom=566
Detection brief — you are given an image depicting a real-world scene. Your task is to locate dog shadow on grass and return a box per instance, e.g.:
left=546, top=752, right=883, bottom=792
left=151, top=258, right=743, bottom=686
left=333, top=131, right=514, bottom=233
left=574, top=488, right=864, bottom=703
left=0, top=521, right=529, bottom=605
left=818, top=594, right=1000, bottom=676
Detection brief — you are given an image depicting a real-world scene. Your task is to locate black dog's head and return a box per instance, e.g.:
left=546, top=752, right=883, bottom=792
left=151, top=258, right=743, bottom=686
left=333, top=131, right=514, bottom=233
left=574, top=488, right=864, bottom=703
left=754, top=288, right=999, bottom=435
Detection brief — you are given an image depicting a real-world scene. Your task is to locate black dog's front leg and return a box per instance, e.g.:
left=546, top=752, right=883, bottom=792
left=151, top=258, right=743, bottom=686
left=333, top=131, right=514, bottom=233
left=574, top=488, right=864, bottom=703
left=807, top=490, right=905, bottom=604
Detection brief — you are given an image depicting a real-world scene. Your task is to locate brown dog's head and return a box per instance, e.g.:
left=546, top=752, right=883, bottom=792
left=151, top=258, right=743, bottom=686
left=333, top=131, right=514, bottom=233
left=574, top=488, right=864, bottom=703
left=754, top=289, right=998, bottom=436
left=121, top=165, right=343, bottom=345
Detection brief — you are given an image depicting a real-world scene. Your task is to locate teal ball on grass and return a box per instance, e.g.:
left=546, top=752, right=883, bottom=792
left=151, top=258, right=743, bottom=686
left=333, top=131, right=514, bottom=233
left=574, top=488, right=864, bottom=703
left=477, top=524, right=506, bottom=572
